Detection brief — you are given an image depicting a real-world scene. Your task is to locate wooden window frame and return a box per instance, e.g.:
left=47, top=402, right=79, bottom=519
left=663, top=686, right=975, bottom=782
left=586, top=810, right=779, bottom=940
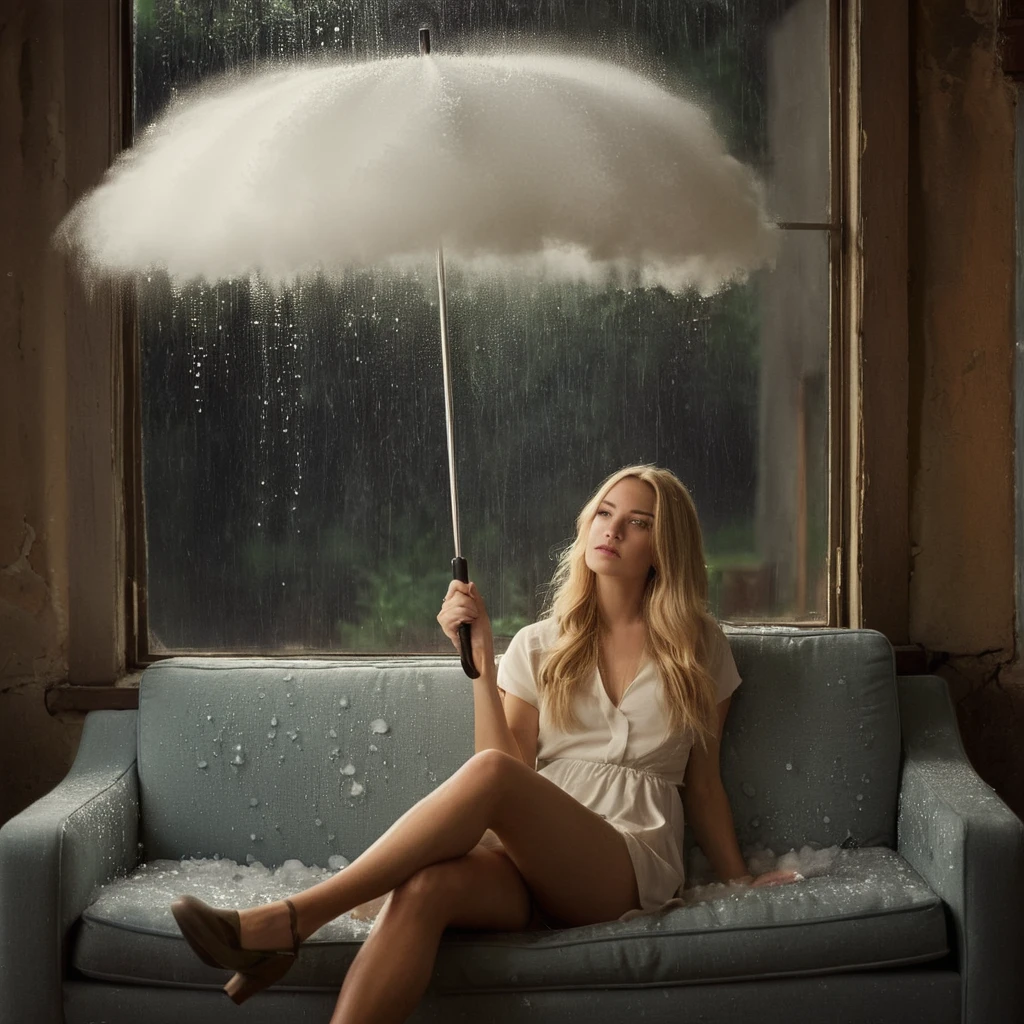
left=51, top=0, right=913, bottom=710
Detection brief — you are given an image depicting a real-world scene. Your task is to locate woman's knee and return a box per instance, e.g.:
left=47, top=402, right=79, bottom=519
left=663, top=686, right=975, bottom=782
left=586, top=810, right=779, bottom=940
left=461, top=748, right=523, bottom=792
left=391, top=861, right=461, bottom=911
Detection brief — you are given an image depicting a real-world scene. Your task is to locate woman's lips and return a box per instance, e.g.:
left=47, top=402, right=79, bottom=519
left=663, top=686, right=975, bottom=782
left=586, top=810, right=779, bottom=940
left=596, top=546, right=619, bottom=557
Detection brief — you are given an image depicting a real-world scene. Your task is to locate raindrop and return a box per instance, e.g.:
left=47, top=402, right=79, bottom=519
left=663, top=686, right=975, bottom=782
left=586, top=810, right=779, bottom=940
left=370, top=719, right=389, bottom=735
left=350, top=782, right=365, bottom=796
left=339, top=697, right=350, bottom=708
left=197, top=760, right=208, bottom=769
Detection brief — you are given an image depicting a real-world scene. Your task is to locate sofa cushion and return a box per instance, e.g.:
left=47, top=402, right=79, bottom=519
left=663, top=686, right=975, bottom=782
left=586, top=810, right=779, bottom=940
left=136, top=629, right=900, bottom=870
left=73, top=847, right=946, bottom=992
left=137, top=657, right=475, bottom=869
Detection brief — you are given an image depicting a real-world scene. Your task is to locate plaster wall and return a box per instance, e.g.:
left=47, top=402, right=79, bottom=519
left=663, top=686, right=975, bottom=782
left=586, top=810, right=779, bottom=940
left=909, top=0, right=1023, bottom=815
left=0, top=0, right=84, bottom=825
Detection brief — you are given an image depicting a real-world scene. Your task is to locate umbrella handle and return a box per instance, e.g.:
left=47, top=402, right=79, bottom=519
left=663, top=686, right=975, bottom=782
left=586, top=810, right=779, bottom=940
left=452, top=556, right=480, bottom=679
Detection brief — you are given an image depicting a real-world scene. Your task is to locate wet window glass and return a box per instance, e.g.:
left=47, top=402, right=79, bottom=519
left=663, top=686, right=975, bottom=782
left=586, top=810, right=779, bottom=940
left=133, top=0, right=833, bottom=654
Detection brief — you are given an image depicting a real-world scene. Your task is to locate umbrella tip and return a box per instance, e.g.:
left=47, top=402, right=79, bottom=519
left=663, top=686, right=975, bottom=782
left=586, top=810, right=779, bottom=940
left=419, top=26, right=431, bottom=56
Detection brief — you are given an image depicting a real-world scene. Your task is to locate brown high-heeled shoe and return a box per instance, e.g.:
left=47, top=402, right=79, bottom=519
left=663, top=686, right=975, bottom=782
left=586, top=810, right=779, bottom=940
left=170, top=895, right=301, bottom=1005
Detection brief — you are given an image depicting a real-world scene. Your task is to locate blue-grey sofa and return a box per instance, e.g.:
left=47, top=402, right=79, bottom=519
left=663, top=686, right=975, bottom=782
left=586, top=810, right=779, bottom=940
left=1, top=627, right=1022, bottom=1024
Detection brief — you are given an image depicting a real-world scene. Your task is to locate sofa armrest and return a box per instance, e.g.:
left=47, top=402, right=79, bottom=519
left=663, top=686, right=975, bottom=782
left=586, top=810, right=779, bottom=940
left=895, top=675, right=1024, bottom=1024
left=0, top=710, right=139, bottom=1024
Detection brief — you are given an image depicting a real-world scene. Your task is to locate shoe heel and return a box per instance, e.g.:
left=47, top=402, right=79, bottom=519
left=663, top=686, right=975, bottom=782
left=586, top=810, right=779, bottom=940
left=223, top=951, right=296, bottom=1006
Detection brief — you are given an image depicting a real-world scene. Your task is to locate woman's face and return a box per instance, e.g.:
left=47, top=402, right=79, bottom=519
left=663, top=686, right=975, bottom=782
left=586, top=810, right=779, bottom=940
left=584, top=477, right=657, bottom=582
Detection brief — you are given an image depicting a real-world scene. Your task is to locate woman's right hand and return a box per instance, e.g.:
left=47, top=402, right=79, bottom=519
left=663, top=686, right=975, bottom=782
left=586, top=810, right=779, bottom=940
left=437, top=580, right=495, bottom=674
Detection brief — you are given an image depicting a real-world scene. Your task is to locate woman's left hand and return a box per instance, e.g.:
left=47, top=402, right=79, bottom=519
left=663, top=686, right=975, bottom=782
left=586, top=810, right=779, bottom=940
left=748, top=869, right=803, bottom=887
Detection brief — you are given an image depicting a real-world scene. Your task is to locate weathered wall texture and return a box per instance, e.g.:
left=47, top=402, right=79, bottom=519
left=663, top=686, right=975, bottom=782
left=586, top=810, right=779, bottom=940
left=0, top=0, right=84, bottom=825
left=909, top=0, right=1023, bottom=816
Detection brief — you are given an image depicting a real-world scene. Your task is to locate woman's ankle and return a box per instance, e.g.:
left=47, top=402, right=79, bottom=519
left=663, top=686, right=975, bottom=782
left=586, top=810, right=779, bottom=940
left=239, top=899, right=301, bottom=951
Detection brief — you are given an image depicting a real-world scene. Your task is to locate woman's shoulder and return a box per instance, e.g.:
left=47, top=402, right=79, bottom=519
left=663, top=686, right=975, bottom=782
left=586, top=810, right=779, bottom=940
left=495, top=618, right=560, bottom=700
left=699, top=614, right=734, bottom=664
left=701, top=613, right=727, bottom=642
left=512, top=616, right=561, bottom=651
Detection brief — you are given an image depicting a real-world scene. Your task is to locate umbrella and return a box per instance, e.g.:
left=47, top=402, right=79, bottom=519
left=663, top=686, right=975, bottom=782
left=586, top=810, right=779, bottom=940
left=56, top=31, right=778, bottom=677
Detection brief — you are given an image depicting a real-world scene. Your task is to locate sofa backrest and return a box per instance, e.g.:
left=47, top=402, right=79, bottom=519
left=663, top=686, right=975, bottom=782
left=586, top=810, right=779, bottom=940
left=136, top=627, right=899, bottom=870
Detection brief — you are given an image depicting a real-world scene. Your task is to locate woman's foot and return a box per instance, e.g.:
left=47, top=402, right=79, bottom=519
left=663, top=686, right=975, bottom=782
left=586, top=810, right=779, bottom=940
left=237, top=899, right=304, bottom=952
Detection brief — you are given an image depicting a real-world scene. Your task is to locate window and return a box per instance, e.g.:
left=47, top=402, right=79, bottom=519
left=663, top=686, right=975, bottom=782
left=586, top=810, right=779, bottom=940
left=131, top=0, right=836, bottom=656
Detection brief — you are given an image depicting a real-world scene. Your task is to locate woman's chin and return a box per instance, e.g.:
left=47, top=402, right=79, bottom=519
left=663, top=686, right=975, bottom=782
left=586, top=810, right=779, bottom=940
left=587, top=558, right=621, bottom=577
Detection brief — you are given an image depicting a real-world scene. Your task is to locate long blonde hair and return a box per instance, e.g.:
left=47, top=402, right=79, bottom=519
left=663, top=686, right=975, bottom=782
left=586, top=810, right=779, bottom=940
left=536, top=464, right=719, bottom=754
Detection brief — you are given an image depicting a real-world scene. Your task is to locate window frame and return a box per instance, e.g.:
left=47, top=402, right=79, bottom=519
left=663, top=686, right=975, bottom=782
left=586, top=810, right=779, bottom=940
left=59, top=0, right=910, bottom=687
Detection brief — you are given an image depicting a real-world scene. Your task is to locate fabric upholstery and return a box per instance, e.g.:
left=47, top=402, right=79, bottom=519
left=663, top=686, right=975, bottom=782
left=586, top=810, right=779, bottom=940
left=2, top=627, right=1021, bottom=1024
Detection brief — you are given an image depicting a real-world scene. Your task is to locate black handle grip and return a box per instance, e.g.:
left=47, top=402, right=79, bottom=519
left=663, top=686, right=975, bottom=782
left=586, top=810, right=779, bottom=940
left=452, top=556, right=480, bottom=679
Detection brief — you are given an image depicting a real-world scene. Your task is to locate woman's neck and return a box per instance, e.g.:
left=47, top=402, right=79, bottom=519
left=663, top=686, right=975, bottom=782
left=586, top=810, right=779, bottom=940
left=594, top=575, right=647, bottom=631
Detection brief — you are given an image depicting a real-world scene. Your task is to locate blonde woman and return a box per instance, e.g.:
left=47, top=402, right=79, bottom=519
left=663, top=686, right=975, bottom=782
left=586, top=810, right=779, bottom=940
left=171, top=463, right=799, bottom=1022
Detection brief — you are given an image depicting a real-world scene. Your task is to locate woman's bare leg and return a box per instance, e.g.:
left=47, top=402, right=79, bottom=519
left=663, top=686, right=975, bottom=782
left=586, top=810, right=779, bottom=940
left=328, top=846, right=532, bottom=1024
left=238, top=749, right=640, bottom=949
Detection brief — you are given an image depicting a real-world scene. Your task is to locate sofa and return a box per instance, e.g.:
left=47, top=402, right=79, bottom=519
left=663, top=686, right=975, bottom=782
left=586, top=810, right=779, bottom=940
left=1, top=626, right=1022, bottom=1024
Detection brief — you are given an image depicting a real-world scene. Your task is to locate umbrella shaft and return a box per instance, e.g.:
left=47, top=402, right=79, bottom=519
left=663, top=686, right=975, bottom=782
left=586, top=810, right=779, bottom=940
left=436, top=245, right=462, bottom=558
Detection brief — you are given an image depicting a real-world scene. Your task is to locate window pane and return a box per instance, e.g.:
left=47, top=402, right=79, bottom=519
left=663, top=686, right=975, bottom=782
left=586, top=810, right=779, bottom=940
left=133, top=0, right=831, bottom=222
left=752, top=228, right=831, bottom=622
left=765, top=0, right=831, bottom=223
left=134, top=0, right=833, bottom=653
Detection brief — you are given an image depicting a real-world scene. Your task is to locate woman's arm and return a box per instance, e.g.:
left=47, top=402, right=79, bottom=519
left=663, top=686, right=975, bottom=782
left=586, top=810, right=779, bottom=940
left=682, top=697, right=748, bottom=880
left=437, top=581, right=532, bottom=766
left=472, top=663, right=532, bottom=763
left=497, top=687, right=539, bottom=769
left=681, top=780, right=751, bottom=882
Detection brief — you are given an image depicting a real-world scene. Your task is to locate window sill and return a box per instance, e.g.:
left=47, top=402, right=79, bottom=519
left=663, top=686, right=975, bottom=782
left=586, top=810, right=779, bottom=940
left=45, top=673, right=143, bottom=714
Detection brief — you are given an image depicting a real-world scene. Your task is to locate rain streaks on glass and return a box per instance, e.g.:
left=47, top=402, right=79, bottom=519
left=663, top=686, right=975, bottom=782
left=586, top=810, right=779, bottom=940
left=134, top=0, right=833, bottom=653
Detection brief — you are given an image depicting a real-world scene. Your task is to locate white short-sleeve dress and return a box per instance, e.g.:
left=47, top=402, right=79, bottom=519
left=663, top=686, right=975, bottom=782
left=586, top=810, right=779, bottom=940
left=495, top=616, right=742, bottom=921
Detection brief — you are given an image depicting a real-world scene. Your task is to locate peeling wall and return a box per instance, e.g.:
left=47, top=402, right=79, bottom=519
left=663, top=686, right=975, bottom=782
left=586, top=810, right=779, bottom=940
left=909, top=0, right=1023, bottom=817
left=0, top=0, right=84, bottom=826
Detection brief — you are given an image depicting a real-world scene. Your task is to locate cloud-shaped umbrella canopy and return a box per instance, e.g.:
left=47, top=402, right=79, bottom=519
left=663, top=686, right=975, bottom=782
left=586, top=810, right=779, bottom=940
left=57, top=51, right=778, bottom=295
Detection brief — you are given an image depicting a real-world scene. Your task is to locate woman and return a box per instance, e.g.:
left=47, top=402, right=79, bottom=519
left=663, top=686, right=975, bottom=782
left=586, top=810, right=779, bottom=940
left=171, top=463, right=799, bottom=1021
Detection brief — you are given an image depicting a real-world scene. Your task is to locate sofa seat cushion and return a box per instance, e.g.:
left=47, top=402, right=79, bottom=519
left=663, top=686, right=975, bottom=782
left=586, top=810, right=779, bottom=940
left=73, top=847, right=947, bottom=993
